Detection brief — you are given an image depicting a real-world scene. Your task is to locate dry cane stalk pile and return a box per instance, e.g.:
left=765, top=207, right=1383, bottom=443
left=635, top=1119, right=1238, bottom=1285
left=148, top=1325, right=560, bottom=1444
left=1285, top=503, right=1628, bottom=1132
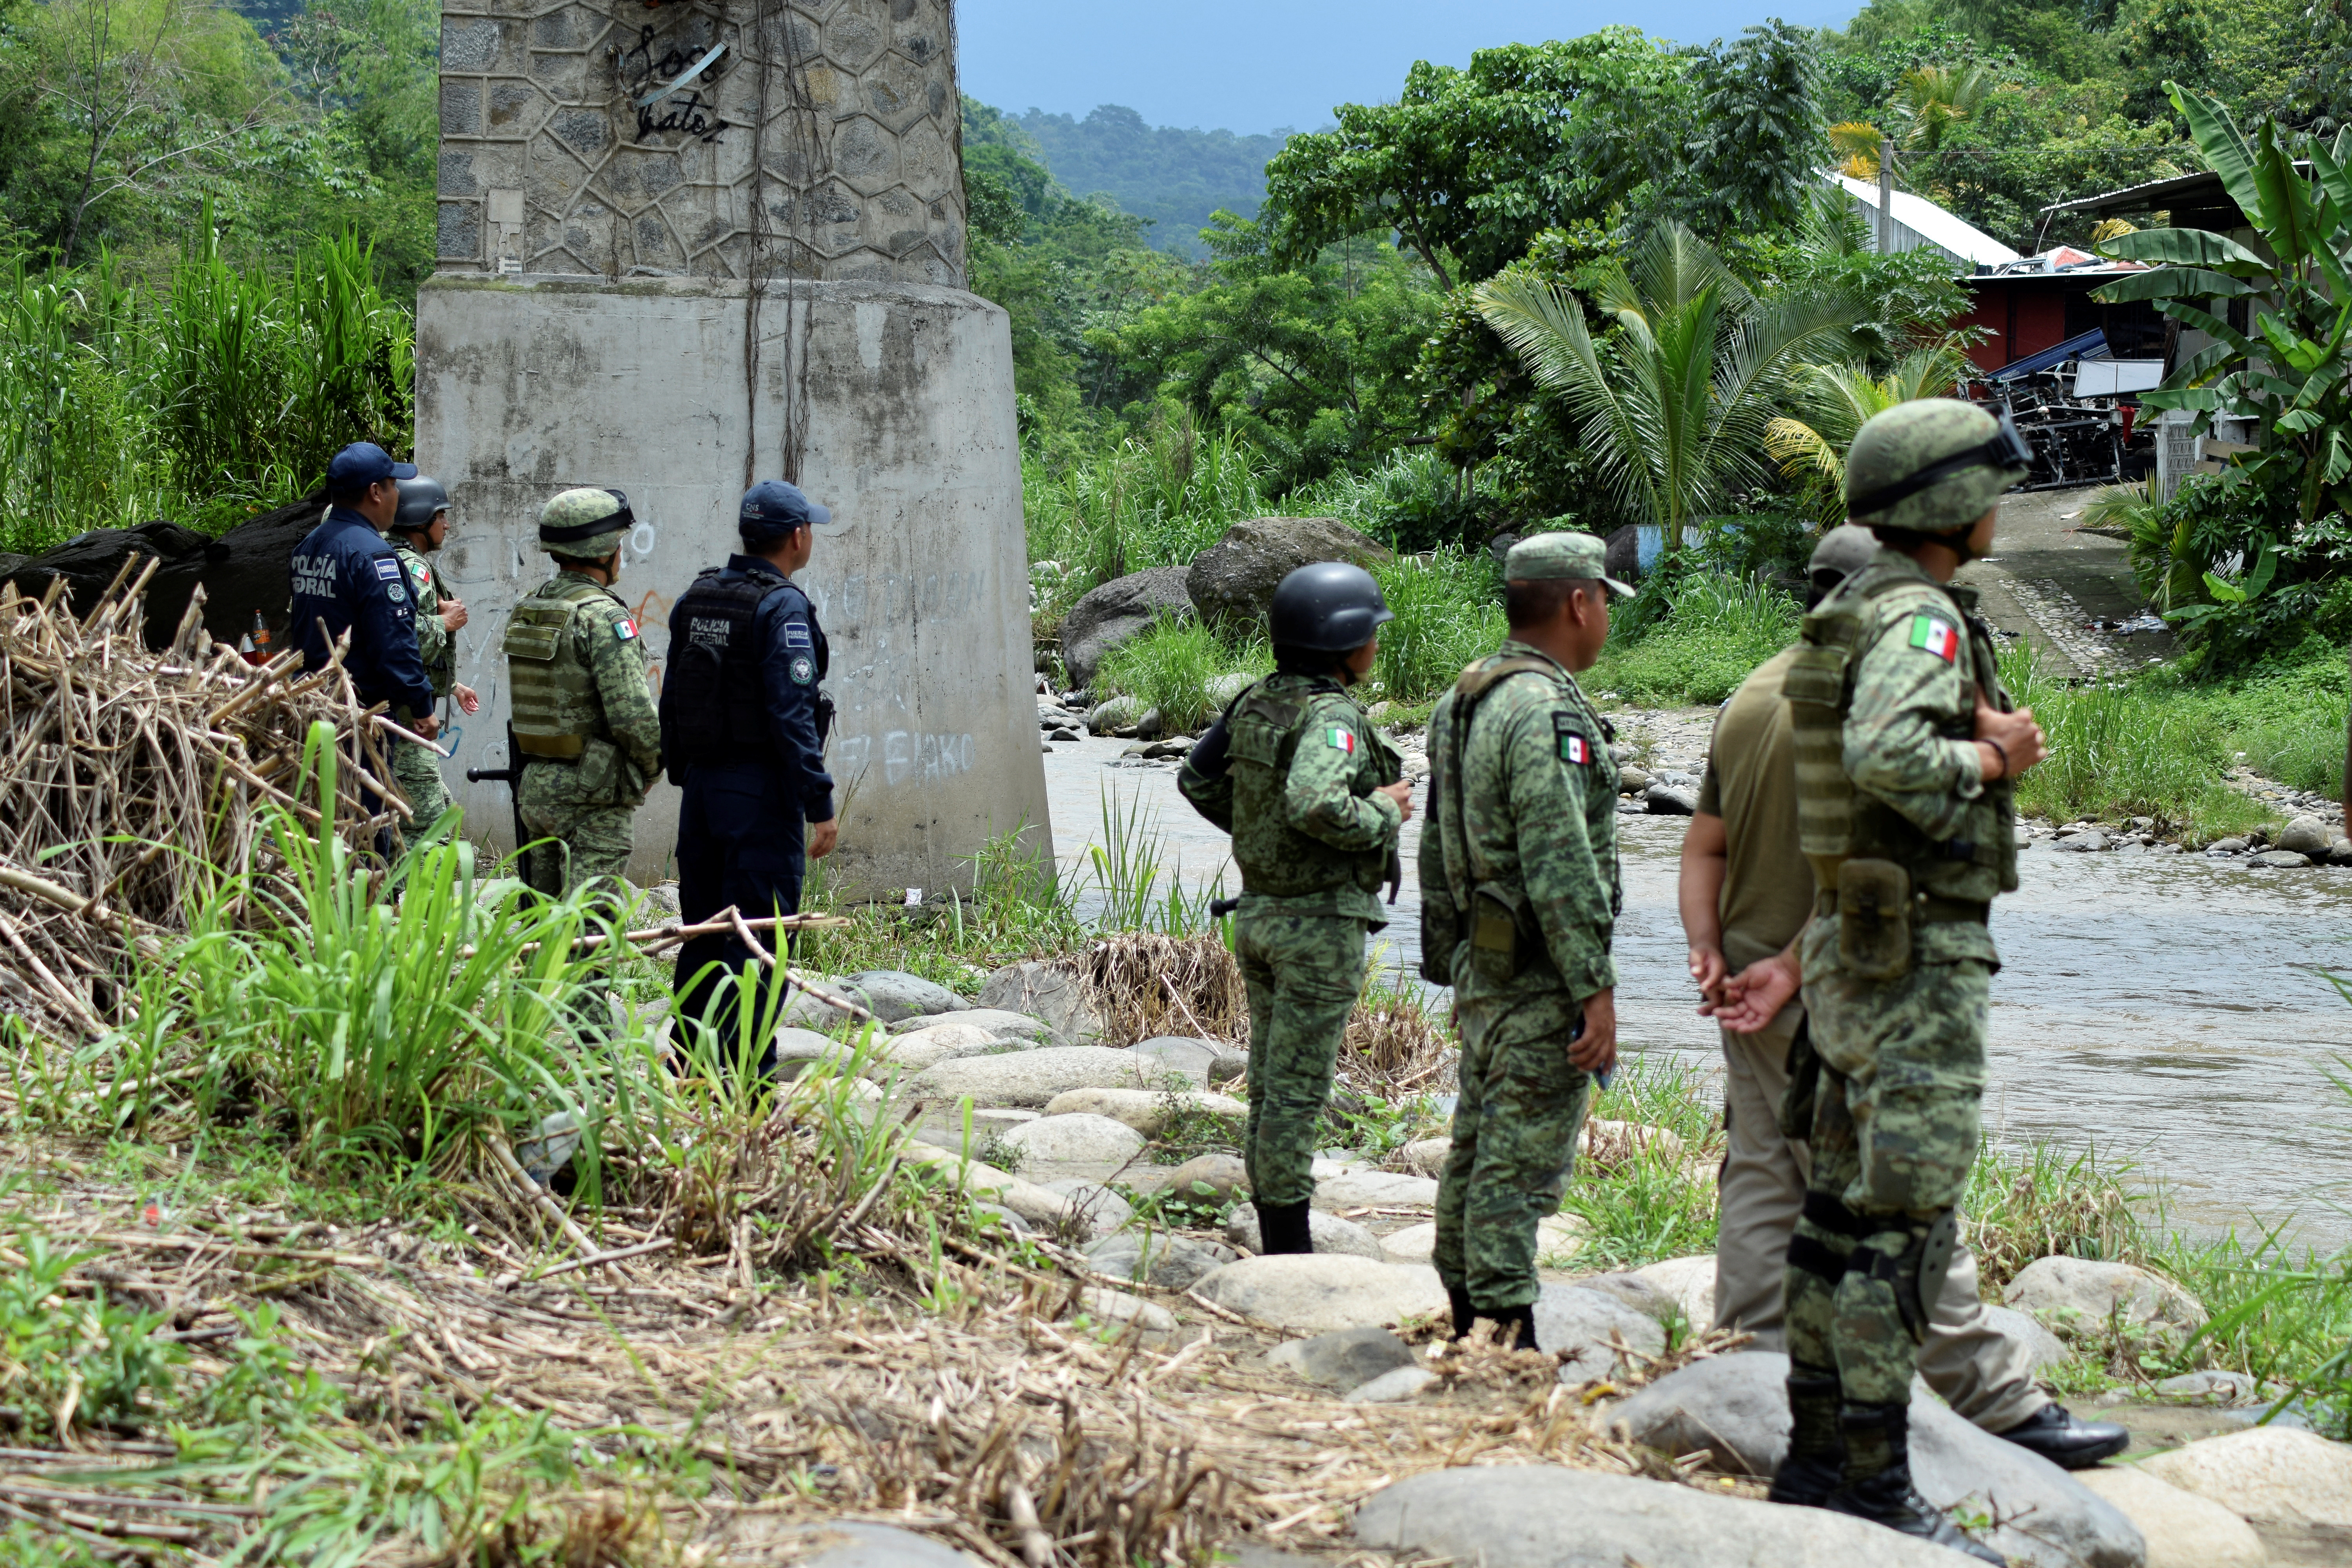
left=0, top=560, right=401, bottom=1040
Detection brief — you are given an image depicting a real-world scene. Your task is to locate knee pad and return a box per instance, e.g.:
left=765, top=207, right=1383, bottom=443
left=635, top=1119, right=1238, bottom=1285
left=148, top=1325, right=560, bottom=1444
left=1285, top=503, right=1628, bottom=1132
left=1853, top=1208, right=1956, bottom=1342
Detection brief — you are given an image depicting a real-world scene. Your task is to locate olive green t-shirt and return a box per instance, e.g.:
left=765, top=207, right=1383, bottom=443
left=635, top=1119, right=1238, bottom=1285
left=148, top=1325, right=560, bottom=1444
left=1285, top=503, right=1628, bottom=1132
left=1696, top=646, right=1814, bottom=1046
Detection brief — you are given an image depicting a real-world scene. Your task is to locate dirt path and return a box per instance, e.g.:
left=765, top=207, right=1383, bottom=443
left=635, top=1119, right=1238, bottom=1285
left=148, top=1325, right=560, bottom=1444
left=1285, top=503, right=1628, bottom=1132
left=1956, top=487, right=2174, bottom=679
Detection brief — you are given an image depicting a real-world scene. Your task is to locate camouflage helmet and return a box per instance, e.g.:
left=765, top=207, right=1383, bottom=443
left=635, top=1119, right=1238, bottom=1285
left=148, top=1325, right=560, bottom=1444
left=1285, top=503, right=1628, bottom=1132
left=538, top=487, right=633, bottom=558
left=1845, top=399, right=2029, bottom=535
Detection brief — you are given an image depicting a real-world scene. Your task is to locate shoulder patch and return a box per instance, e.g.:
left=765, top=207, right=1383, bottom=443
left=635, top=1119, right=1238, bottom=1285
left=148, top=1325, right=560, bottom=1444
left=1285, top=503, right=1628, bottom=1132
left=783, top=620, right=813, bottom=649
left=788, top=653, right=816, bottom=685
left=373, top=557, right=402, bottom=582
left=1907, top=614, right=1961, bottom=664
left=1325, top=726, right=1356, bottom=755
left=1552, top=710, right=1591, bottom=764
left=613, top=615, right=639, bottom=641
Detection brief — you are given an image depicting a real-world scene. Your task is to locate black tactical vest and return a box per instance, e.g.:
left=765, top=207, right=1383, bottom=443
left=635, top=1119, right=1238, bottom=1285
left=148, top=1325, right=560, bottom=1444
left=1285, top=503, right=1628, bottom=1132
left=665, top=568, right=827, bottom=766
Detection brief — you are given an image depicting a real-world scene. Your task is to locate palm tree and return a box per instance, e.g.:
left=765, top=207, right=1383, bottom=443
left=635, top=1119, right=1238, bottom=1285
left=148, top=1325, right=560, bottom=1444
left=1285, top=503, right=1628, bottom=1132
left=1891, top=64, right=1998, bottom=154
left=1762, top=346, right=1975, bottom=523
left=1472, top=221, right=1871, bottom=551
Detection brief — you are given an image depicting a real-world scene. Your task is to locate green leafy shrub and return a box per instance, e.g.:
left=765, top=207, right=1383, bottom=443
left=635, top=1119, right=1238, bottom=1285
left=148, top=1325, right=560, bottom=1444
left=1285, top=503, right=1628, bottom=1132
left=1094, top=615, right=1269, bottom=734
left=1370, top=547, right=1506, bottom=700
left=1590, top=571, right=1801, bottom=705
left=0, top=1235, right=181, bottom=1440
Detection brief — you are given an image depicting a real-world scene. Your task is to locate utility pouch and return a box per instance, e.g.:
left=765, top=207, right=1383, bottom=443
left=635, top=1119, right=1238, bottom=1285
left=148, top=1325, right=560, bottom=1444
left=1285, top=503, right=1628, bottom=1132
left=814, top=693, right=836, bottom=748
left=1836, top=858, right=1913, bottom=980
left=1779, top=1027, right=1822, bottom=1140
left=576, top=736, right=622, bottom=804
left=1469, top=882, right=1532, bottom=982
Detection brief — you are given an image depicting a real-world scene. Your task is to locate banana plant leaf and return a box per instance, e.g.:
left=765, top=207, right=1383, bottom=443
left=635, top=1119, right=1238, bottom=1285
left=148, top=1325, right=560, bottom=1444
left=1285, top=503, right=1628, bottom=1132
left=2095, top=226, right=2272, bottom=278
left=2171, top=84, right=2268, bottom=231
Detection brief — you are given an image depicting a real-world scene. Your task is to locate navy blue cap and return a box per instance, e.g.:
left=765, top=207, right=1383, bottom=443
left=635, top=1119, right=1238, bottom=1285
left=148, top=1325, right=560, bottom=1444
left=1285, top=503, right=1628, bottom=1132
left=327, top=441, right=418, bottom=494
left=739, top=479, right=830, bottom=534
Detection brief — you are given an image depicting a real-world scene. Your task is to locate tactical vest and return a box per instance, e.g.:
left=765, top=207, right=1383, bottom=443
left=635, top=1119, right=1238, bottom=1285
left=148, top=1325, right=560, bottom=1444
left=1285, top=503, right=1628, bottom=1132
left=394, top=544, right=454, bottom=697
left=1784, top=561, right=2018, bottom=909
left=1432, top=653, right=1622, bottom=980
left=1227, top=675, right=1398, bottom=900
left=502, top=575, right=618, bottom=759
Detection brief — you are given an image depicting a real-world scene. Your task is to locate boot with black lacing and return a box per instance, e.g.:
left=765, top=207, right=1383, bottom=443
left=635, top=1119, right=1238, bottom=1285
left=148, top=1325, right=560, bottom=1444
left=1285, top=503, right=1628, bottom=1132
left=1766, top=1371, right=1845, bottom=1508
left=1254, top=1200, right=1314, bottom=1255
left=1825, top=1403, right=2004, bottom=1563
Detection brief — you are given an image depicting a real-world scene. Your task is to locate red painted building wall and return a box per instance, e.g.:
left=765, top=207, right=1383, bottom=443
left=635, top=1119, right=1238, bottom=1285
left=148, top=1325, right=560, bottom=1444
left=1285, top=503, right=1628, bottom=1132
left=1956, top=282, right=2073, bottom=371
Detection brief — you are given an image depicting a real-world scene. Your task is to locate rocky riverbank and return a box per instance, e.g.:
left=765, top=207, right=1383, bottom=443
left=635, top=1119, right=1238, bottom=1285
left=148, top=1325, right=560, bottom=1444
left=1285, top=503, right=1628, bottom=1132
left=736, top=959, right=2352, bottom=1568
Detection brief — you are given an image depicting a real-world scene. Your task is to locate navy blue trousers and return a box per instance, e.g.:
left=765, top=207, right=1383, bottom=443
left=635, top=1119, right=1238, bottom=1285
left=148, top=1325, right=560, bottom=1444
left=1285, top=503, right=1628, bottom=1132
left=672, top=763, right=806, bottom=1061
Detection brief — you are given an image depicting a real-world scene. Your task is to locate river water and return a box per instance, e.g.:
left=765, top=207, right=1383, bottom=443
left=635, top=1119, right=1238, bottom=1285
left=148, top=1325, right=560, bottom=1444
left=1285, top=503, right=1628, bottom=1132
left=1042, top=733, right=2352, bottom=1248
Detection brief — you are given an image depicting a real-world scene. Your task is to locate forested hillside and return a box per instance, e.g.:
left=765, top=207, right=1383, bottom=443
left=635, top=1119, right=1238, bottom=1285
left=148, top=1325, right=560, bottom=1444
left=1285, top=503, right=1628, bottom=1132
left=1003, top=105, right=1290, bottom=260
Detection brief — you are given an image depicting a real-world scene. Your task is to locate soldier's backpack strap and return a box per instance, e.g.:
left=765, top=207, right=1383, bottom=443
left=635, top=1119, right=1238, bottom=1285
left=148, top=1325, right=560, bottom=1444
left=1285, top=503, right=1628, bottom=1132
left=1437, top=655, right=1555, bottom=914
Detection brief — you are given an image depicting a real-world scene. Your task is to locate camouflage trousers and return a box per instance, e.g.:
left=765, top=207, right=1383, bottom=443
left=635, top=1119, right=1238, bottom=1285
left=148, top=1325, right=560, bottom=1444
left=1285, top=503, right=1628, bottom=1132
left=1786, top=956, right=1989, bottom=1408
left=515, top=760, right=637, bottom=907
left=388, top=738, right=452, bottom=851
left=1433, top=987, right=1591, bottom=1311
left=1234, top=911, right=1367, bottom=1209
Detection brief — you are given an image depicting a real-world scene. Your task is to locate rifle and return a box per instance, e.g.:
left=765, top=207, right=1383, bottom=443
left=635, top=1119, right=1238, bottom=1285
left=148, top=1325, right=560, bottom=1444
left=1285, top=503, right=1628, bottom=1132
left=466, top=723, right=534, bottom=880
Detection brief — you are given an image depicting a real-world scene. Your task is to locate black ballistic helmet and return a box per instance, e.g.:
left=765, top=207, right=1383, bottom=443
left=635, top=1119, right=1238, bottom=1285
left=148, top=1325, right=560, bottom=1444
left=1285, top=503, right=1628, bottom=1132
left=391, top=475, right=450, bottom=534
left=1269, top=561, right=1394, bottom=652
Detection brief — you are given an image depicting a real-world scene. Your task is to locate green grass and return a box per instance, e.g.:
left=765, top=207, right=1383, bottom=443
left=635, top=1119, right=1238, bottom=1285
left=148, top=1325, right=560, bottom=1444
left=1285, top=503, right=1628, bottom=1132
left=2000, top=642, right=2280, bottom=842
left=1557, top=1054, right=1726, bottom=1272
left=1371, top=547, right=1508, bottom=701
left=1094, top=615, right=1270, bottom=733
left=1588, top=573, right=1802, bottom=707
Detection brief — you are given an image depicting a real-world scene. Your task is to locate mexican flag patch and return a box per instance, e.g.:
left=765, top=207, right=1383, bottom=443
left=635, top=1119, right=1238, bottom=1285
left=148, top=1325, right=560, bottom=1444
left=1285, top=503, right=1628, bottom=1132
left=1908, top=614, right=1960, bottom=663
left=1325, top=727, right=1356, bottom=754
left=613, top=615, right=639, bottom=641
left=1560, top=731, right=1590, bottom=764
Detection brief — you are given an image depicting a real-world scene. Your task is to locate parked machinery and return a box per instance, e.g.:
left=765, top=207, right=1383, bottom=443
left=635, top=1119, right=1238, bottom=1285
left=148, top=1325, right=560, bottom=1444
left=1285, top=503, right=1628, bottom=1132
left=1960, top=328, right=2161, bottom=490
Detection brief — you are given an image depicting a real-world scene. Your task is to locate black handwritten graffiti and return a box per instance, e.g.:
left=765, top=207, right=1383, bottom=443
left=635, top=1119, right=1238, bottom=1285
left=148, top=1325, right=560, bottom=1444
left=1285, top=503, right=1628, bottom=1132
left=620, top=25, right=730, bottom=144
left=636, top=91, right=726, bottom=143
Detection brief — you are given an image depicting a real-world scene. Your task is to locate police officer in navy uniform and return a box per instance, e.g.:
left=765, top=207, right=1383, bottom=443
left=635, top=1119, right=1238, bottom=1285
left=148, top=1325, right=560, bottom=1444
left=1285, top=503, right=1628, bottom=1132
left=662, top=480, right=840, bottom=1063
left=289, top=441, right=437, bottom=841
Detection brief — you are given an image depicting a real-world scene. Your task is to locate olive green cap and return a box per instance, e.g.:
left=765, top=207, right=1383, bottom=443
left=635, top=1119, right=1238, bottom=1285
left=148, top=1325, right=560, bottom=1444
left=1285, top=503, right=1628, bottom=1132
left=1808, top=523, right=1881, bottom=581
left=538, top=487, right=631, bottom=558
left=1504, top=530, right=1634, bottom=597
left=1845, top=399, right=2025, bottom=535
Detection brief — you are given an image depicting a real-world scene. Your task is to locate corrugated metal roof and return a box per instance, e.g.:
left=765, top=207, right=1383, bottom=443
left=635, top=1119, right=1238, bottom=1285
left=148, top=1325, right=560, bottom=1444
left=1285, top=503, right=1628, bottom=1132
left=1833, top=174, right=2021, bottom=268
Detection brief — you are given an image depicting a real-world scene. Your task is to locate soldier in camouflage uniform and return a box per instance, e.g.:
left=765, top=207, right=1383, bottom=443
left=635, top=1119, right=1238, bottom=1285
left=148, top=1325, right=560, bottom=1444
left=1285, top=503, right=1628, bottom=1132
left=1770, top=401, right=2048, bottom=1561
left=501, top=488, right=663, bottom=912
left=1178, top=563, right=1411, bottom=1255
left=385, top=476, right=481, bottom=840
left=1418, top=532, right=1630, bottom=1348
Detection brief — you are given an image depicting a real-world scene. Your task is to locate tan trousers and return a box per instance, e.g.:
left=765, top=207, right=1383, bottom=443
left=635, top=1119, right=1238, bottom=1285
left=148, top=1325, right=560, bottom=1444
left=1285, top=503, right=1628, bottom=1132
left=1715, top=1015, right=2047, bottom=1432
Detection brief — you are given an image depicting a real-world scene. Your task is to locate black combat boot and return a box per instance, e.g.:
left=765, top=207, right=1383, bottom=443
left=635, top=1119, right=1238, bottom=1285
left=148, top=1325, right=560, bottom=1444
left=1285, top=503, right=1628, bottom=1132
left=1446, top=1283, right=1477, bottom=1341
left=1766, top=1372, right=1845, bottom=1508
left=1825, top=1403, right=2004, bottom=1563
left=1255, top=1201, right=1314, bottom=1255
left=1490, top=1303, right=1540, bottom=1350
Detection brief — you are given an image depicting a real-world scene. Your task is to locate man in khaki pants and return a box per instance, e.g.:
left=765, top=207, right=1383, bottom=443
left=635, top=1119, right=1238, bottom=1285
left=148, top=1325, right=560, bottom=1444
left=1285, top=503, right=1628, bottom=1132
left=1677, top=524, right=2126, bottom=1469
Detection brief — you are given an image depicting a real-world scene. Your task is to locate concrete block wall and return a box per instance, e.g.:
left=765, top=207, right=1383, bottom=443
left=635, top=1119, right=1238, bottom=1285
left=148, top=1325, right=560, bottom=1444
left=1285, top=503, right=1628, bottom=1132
left=435, top=0, right=965, bottom=287
left=415, top=274, right=1049, bottom=894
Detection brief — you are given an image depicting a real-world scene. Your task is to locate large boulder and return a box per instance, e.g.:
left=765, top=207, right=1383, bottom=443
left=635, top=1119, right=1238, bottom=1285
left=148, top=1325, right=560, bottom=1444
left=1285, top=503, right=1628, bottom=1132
left=2136, top=1425, right=2352, bottom=1531
left=1084, top=1231, right=1234, bottom=1291
left=1379, top=1216, right=1588, bottom=1269
left=1606, top=1353, right=2146, bottom=1568
left=1189, top=1255, right=1448, bottom=1333
left=1042, top=1085, right=1247, bottom=1136
left=1312, top=1170, right=1441, bottom=1210
left=1533, top=1283, right=1666, bottom=1382
left=1057, top=566, right=1194, bottom=686
left=1265, top=1326, right=1419, bottom=1389
left=1632, top=1254, right=1718, bottom=1330
left=2072, top=1467, right=2265, bottom=1568
left=2005, top=1257, right=2207, bottom=1352
left=977, top=962, right=1106, bottom=1047
left=1130, top=1034, right=1247, bottom=1085
left=1, top=493, right=332, bottom=651
left=998, top=1112, right=1149, bottom=1165
left=1153, top=1151, right=1249, bottom=1204
left=1185, top=517, right=1391, bottom=632
left=906, top=1047, right=1169, bottom=1108
left=894, top=1008, right=1053, bottom=1042
left=1356, top=1465, right=1983, bottom=1568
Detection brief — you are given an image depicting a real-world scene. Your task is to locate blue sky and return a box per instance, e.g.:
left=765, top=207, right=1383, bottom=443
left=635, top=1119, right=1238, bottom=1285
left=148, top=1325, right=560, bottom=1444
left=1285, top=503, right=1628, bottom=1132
left=958, top=0, right=1866, bottom=136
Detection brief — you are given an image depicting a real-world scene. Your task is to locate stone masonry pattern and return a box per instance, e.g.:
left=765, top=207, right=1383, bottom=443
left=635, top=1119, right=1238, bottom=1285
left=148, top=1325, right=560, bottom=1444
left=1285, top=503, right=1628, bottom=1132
left=435, top=0, right=965, bottom=286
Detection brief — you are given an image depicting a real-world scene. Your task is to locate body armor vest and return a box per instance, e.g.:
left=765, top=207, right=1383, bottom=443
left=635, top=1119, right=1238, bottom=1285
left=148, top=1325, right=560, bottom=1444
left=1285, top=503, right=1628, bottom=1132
left=394, top=544, right=454, bottom=697
left=668, top=570, right=776, bottom=766
left=501, top=575, right=615, bottom=758
left=1227, top=675, right=1398, bottom=899
left=1784, top=561, right=2018, bottom=906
